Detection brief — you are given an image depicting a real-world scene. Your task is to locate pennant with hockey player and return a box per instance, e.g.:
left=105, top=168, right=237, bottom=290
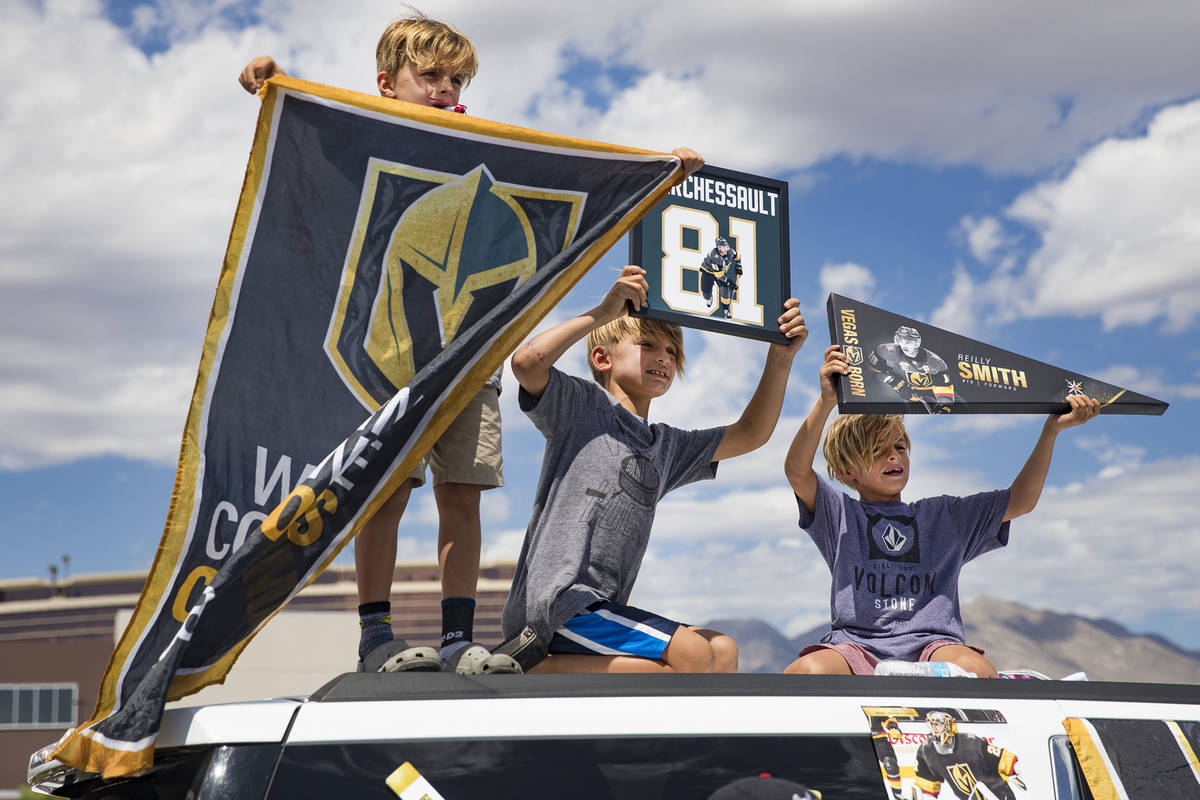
left=52, top=75, right=684, bottom=778
left=827, top=294, right=1168, bottom=415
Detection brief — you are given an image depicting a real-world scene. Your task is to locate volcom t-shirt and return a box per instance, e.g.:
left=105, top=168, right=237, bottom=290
left=502, top=368, right=724, bottom=642
left=797, top=476, right=1010, bottom=660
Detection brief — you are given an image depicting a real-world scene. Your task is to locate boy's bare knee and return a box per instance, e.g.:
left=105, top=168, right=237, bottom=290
left=931, top=645, right=997, bottom=678
left=975, top=663, right=999, bottom=679
left=784, top=650, right=851, bottom=675
left=707, top=634, right=739, bottom=673
left=662, top=628, right=717, bottom=673
left=785, top=656, right=821, bottom=674
left=680, top=627, right=738, bottom=673
left=433, top=483, right=483, bottom=524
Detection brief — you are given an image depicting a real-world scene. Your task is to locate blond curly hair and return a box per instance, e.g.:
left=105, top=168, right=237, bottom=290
left=376, top=11, right=478, bottom=84
left=823, top=413, right=910, bottom=485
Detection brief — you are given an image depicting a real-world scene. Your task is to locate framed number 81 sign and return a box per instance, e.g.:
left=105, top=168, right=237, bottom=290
left=629, top=164, right=790, bottom=344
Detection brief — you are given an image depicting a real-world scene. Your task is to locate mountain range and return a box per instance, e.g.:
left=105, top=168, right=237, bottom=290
left=707, top=596, right=1200, bottom=683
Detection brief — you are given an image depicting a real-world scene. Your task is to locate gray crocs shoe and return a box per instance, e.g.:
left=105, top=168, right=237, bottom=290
left=358, top=639, right=440, bottom=673
left=444, top=643, right=523, bottom=675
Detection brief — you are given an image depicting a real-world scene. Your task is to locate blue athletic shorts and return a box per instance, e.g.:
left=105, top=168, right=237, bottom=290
left=549, top=601, right=684, bottom=660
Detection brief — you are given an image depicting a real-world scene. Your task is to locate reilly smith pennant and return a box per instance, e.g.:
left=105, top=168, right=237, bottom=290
left=827, top=294, right=1168, bottom=415
left=55, top=76, right=685, bottom=777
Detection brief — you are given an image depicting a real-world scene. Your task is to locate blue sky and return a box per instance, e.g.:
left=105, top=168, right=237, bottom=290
left=2, top=0, right=1198, bottom=655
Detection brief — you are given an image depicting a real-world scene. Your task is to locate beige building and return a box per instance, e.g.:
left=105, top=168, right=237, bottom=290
left=0, top=562, right=514, bottom=796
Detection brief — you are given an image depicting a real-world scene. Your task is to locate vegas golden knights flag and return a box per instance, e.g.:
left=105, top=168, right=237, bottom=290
left=1065, top=717, right=1200, bottom=799
left=827, top=294, right=1168, bottom=415
left=54, top=76, right=684, bottom=777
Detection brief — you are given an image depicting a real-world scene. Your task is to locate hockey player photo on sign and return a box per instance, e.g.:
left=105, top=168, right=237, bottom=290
left=868, top=324, right=960, bottom=414
left=699, top=236, right=742, bottom=319
left=862, top=706, right=1028, bottom=800
left=629, top=164, right=790, bottom=344
left=915, top=711, right=1025, bottom=800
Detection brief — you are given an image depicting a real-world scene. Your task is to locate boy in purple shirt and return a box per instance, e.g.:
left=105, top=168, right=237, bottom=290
left=783, top=345, right=1100, bottom=677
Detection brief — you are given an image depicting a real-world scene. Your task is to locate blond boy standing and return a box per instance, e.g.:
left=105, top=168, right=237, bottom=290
left=239, top=13, right=513, bottom=674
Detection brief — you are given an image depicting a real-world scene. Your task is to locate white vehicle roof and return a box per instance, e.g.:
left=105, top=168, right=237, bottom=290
left=154, top=673, right=1200, bottom=749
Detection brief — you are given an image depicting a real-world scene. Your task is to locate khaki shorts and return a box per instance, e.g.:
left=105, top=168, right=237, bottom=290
left=408, top=385, right=503, bottom=489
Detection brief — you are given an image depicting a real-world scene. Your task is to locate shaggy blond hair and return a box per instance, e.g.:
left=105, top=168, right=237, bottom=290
left=823, top=413, right=910, bottom=486
left=376, top=12, right=478, bottom=84
left=586, top=317, right=686, bottom=387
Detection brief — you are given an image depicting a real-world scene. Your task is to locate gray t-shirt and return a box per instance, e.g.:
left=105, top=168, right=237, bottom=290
left=797, top=476, right=1010, bottom=660
left=502, top=368, right=724, bottom=641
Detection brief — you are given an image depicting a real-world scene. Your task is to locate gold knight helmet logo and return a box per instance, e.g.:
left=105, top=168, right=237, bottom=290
left=946, top=763, right=978, bottom=796
left=327, top=161, right=584, bottom=409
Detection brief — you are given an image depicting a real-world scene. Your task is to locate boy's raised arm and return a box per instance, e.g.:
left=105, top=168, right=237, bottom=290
left=784, top=345, right=846, bottom=513
left=712, top=299, right=808, bottom=462
left=1004, top=393, right=1100, bottom=521
left=510, top=265, right=649, bottom=399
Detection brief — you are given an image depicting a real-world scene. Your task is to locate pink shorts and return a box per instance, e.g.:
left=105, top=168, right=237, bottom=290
left=797, top=640, right=985, bottom=676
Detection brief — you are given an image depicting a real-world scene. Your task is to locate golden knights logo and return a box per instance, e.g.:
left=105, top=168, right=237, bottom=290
left=327, top=160, right=585, bottom=409
left=844, top=344, right=863, bottom=365
left=946, top=763, right=979, bottom=796
left=908, top=370, right=934, bottom=389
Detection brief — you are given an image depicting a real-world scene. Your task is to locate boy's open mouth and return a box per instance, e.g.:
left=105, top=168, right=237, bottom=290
left=647, top=369, right=669, bottom=379
left=429, top=99, right=467, bottom=113
left=883, top=467, right=904, bottom=476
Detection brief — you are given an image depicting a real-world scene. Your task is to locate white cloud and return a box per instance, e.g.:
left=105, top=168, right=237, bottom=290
left=0, top=364, right=193, bottom=469
left=819, top=262, right=877, bottom=304
left=937, top=412, right=1027, bottom=438
left=654, top=334, right=773, bottom=426
left=1009, top=101, right=1200, bottom=331
left=961, top=455, right=1200, bottom=622
left=1, top=3, right=260, bottom=467
left=959, top=216, right=1006, bottom=263
left=940, top=100, right=1200, bottom=333
left=1072, top=433, right=1147, bottom=469
left=927, top=265, right=1017, bottom=339
left=505, top=0, right=1200, bottom=174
